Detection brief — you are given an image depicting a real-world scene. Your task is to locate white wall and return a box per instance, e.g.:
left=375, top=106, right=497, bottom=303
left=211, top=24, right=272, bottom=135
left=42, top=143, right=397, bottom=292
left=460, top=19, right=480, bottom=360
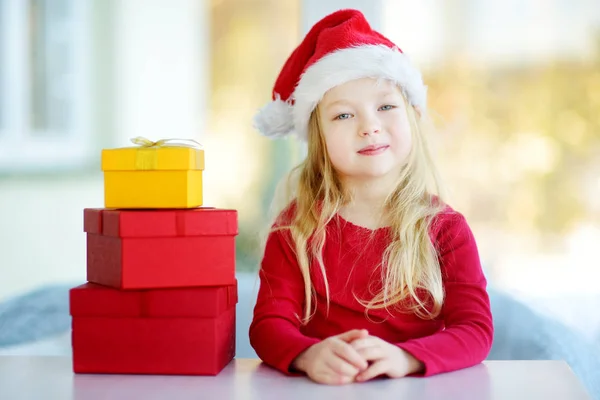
left=0, top=176, right=103, bottom=300
left=113, top=0, right=208, bottom=146
left=0, top=0, right=208, bottom=301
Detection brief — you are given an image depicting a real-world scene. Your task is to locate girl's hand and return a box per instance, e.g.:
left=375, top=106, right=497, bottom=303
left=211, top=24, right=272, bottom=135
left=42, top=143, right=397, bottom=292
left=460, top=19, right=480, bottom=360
left=291, top=329, right=369, bottom=385
left=349, top=335, right=424, bottom=381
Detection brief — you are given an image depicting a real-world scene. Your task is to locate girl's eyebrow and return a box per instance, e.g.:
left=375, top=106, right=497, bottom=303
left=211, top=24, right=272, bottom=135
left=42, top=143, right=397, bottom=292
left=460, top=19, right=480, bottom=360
left=322, top=90, right=399, bottom=110
left=379, top=89, right=401, bottom=97
left=322, top=99, right=353, bottom=110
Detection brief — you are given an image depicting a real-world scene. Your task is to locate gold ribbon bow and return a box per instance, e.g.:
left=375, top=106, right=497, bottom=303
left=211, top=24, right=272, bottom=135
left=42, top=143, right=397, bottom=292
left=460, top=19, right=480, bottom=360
left=130, top=136, right=203, bottom=149
left=130, top=136, right=203, bottom=170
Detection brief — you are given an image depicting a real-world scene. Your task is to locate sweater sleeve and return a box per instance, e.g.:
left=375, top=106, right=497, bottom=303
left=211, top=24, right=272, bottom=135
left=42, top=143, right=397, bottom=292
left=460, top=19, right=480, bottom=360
left=396, top=212, right=494, bottom=376
left=248, top=228, right=320, bottom=375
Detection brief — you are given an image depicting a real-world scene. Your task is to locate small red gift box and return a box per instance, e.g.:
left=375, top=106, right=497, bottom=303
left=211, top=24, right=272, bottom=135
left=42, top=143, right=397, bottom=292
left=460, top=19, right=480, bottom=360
left=70, top=282, right=237, bottom=375
left=84, top=207, right=237, bottom=289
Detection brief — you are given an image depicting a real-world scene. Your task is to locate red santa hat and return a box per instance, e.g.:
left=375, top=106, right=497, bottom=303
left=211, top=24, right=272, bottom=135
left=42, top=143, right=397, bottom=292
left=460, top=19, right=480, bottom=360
left=253, top=8, right=427, bottom=141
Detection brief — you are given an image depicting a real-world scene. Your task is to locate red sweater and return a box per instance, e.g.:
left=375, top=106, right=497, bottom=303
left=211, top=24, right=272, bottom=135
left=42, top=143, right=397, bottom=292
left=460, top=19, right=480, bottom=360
left=249, top=207, right=494, bottom=377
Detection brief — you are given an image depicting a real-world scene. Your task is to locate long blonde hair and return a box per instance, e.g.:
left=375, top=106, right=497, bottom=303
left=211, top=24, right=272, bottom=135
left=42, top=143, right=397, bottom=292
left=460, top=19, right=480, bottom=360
left=268, top=92, right=447, bottom=324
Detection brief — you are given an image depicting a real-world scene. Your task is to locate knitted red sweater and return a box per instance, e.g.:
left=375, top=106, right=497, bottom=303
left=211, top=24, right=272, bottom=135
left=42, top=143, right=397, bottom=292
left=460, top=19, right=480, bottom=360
left=249, top=207, right=494, bottom=377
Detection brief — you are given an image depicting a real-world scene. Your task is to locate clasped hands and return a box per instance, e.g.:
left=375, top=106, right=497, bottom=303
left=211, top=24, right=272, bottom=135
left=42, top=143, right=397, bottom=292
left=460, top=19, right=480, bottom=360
left=292, top=329, right=424, bottom=385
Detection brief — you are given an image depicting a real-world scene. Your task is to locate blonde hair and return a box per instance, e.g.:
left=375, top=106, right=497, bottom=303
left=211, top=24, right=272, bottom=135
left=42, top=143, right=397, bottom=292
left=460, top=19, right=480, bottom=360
left=267, top=91, right=447, bottom=324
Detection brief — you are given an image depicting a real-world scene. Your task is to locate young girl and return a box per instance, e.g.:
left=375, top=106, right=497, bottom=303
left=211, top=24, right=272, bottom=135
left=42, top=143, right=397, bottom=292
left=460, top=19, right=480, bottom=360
left=249, top=9, right=493, bottom=385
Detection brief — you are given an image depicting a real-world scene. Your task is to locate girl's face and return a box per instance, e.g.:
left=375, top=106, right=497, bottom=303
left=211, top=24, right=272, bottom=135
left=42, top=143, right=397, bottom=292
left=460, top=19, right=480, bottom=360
left=317, top=78, right=412, bottom=182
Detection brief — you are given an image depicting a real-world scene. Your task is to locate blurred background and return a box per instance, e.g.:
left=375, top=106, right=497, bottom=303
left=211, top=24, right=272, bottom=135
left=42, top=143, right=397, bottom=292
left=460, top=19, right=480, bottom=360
left=0, top=0, right=599, bottom=358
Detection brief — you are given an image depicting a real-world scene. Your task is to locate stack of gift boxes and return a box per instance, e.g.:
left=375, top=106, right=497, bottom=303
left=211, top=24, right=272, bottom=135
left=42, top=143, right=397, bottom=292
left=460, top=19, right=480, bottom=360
left=68, top=138, right=238, bottom=375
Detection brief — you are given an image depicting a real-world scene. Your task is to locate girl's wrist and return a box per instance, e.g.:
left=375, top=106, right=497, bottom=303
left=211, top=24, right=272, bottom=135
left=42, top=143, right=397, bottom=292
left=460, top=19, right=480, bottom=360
left=291, top=351, right=308, bottom=373
left=403, top=350, right=425, bottom=374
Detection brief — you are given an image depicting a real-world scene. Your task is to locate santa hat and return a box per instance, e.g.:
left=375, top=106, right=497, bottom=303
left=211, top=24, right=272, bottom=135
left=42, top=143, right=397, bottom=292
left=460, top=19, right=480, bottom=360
left=253, top=8, right=427, bottom=141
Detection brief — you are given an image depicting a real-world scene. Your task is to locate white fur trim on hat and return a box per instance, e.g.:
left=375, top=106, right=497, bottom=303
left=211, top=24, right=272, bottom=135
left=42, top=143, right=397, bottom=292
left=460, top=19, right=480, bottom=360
left=252, top=94, right=295, bottom=138
left=256, top=44, right=427, bottom=141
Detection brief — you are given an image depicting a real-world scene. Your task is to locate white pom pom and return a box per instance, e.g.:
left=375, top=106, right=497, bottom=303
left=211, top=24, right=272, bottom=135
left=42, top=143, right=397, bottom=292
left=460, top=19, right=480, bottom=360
left=253, top=96, right=295, bottom=138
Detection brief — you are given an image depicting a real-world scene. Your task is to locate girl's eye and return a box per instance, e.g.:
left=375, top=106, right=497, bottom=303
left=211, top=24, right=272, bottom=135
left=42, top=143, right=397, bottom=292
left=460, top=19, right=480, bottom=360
left=379, top=104, right=396, bottom=111
left=334, top=113, right=352, bottom=120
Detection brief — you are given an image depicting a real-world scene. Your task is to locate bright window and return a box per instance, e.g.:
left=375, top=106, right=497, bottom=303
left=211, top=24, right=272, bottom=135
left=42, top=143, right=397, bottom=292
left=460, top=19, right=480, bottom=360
left=0, top=0, right=93, bottom=172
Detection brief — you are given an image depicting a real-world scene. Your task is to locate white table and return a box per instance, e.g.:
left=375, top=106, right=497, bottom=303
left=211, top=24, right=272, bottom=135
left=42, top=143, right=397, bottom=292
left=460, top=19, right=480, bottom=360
left=0, top=357, right=592, bottom=399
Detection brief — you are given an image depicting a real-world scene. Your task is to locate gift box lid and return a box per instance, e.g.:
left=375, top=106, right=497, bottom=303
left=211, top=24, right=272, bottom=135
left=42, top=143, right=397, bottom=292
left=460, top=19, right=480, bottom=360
left=83, top=208, right=238, bottom=238
left=69, top=282, right=237, bottom=318
left=101, top=146, right=204, bottom=171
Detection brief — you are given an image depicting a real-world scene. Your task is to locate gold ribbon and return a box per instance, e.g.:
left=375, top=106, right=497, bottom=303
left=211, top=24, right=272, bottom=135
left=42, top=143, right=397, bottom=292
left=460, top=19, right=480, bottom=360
left=130, top=136, right=203, bottom=149
left=130, top=136, right=203, bottom=170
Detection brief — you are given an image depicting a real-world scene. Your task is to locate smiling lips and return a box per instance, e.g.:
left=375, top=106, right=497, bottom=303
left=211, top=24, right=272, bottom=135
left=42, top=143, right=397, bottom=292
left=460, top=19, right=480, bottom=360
left=357, top=144, right=390, bottom=156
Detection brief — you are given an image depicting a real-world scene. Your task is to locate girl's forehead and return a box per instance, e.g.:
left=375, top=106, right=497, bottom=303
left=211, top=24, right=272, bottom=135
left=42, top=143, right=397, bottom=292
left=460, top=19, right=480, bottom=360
left=320, top=78, right=403, bottom=107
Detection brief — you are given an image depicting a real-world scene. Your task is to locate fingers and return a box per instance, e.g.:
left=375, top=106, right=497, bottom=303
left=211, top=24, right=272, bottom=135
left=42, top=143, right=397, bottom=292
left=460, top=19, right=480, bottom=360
left=320, top=373, right=354, bottom=385
left=313, top=353, right=360, bottom=385
left=349, top=337, right=378, bottom=351
left=355, top=345, right=386, bottom=362
left=324, top=357, right=359, bottom=377
left=336, top=329, right=368, bottom=343
left=350, top=336, right=388, bottom=362
left=356, top=359, right=389, bottom=382
left=331, top=339, right=369, bottom=370
left=309, top=368, right=353, bottom=386
left=333, top=374, right=354, bottom=385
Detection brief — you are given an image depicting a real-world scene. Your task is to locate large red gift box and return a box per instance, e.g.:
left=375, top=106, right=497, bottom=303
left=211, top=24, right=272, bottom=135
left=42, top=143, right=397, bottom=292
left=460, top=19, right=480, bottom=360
left=84, top=208, right=237, bottom=289
left=70, top=282, right=237, bottom=375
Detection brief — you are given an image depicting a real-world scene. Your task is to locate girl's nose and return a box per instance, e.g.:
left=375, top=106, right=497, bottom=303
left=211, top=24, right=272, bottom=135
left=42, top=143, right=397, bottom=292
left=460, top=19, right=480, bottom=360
left=359, top=118, right=381, bottom=136
left=359, top=113, right=381, bottom=137
left=358, top=110, right=381, bottom=136
left=360, top=128, right=380, bottom=137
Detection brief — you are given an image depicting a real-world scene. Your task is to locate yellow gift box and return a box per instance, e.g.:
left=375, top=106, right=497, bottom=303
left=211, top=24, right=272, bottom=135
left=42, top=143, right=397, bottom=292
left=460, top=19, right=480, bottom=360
left=101, top=137, right=205, bottom=209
